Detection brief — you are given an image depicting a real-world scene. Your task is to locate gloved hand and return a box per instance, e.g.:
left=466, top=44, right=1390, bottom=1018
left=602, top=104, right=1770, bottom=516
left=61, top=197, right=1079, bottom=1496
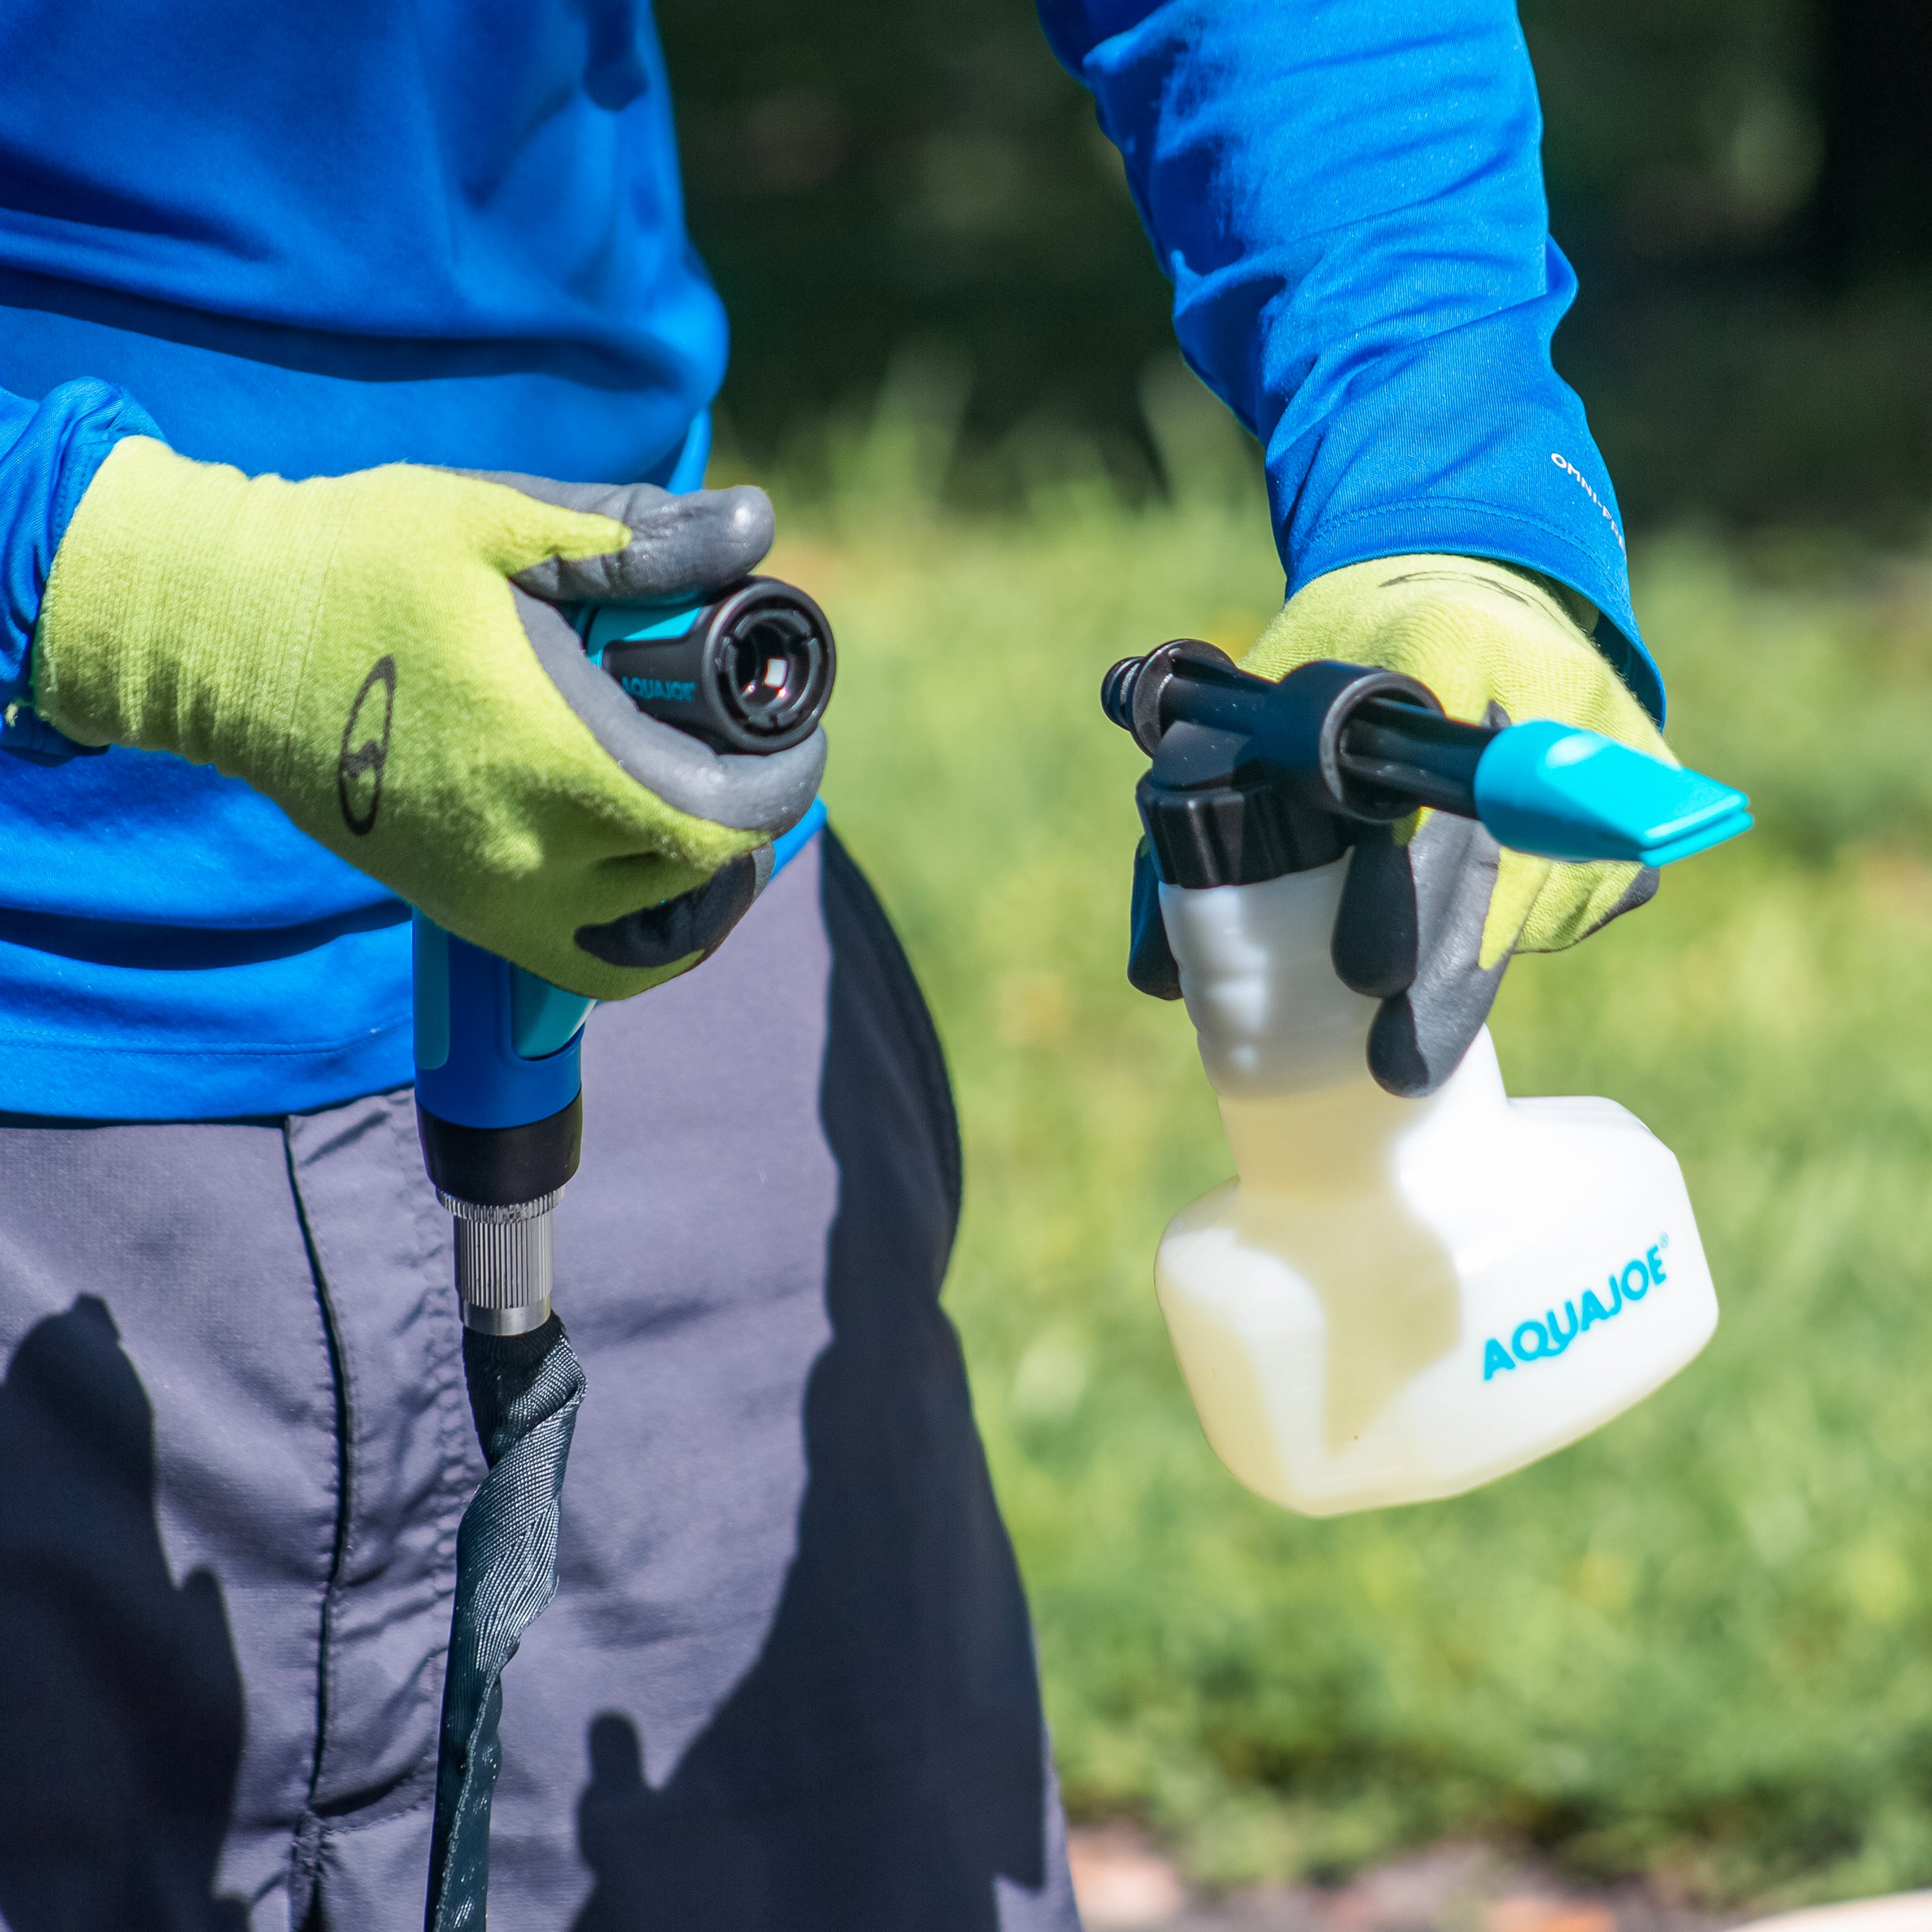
left=1130, top=554, right=1669, bottom=1097
left=30, top=438, right=824, bottom=999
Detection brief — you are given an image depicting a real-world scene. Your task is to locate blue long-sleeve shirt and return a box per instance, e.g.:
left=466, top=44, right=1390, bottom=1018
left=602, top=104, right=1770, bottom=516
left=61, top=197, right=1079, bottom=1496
left=0, top=0, right=1651, bottom=1122
left=1038, top=0, right=1654, bottom=711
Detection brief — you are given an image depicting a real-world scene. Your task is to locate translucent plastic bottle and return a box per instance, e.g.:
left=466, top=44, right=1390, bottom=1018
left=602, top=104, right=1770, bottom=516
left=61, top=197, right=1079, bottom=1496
left=1154, top=856, right=1719, bottom=1517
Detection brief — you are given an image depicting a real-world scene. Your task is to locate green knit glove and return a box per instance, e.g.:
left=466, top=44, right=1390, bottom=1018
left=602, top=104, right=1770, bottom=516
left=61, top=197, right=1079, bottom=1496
left=32, top=437, right=823, bottom=1000
left=1243, top=554, right=1669, bottom=1094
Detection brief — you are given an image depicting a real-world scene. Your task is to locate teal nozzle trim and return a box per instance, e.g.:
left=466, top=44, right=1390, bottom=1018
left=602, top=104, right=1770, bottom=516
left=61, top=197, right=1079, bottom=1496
left=577, top=600, right=701, bottom=663
left=510, top=970, right=597, bottom=1061
left=1473, top=721, right=1752, bottom=867
left=414, top=918, right=451, bottom=1072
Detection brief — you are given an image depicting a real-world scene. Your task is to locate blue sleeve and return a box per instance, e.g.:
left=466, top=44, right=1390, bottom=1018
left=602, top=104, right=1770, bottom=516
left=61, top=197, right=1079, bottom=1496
left=0, top=378, right=162, bottom=763
left=1037, top=0, right=1663, bottom=720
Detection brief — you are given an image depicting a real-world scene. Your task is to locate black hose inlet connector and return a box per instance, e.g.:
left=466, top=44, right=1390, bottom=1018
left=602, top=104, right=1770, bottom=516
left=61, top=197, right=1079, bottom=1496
left=1103, top=643, right=1501, bottom=891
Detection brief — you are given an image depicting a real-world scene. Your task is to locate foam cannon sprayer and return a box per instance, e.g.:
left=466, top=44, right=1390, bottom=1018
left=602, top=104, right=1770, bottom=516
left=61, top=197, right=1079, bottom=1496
left=412, top=578, right=835, bottom=1931
left=1103, top=641, right=1749, bottom=1519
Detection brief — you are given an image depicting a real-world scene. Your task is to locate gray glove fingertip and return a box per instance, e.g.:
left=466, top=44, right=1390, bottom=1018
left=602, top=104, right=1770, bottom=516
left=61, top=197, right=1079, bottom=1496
left=1589, top=864, right=1660, bottom=938
left=514, top=587, right=826, bottom=835
left=1366, top=991, right=1487, bottom=1099
left=509, top=481, right=775, bottom=607
left=1365, top=997, right=1434, bottom=1099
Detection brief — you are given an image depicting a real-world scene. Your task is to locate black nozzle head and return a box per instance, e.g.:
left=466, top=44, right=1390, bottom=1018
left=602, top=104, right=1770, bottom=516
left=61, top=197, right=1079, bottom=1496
left=1261, top=660, right=1445, bottom=822
left=602, top=576, right=835, bottom=755
left=705, top=578, right=835, bottom=750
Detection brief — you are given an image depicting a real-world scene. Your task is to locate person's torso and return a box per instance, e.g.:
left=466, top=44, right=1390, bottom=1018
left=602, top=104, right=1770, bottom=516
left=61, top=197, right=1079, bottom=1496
left=0, top=0, right=726, bottom=1119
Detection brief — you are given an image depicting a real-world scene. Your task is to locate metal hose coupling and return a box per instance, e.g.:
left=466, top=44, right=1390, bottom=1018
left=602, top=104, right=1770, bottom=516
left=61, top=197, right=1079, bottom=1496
left=437, top=1188, right=562, bottom=1334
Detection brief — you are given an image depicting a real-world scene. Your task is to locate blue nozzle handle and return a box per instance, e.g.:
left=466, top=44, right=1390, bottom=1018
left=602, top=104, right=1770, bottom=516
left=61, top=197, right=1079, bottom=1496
left=1473, top=721, right=1752, bottom=867
left=413, top=797, right=831, bottom=1132
left=413, top=919, right=589, bottom=1132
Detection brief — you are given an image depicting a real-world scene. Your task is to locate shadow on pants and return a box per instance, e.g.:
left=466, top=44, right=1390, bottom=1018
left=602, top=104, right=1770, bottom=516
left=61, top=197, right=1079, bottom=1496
left=0, top=1295, right=247, bottom=1931
left=571, top=835, right=1061, bottom=1932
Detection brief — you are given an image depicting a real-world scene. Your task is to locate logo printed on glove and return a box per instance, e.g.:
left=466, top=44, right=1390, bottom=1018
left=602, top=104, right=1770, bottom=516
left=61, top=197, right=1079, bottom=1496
left=1482, top=1236, right=1669, bottom=1380
left=338, top=656, right=397, bottom=837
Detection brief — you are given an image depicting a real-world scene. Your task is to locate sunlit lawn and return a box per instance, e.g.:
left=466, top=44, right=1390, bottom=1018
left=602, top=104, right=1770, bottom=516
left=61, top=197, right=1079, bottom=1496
left=762, top=450, right=1932, bottom=1908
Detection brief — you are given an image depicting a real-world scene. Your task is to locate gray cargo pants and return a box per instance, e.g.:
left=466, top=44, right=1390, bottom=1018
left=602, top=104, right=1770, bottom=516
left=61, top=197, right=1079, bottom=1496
left=0, top=831, right=1080, bottom=1932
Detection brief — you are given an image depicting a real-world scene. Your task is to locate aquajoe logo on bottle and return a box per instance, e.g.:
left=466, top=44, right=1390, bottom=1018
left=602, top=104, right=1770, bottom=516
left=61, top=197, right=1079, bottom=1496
left=1483, top=1235, right=1670, bottom=1381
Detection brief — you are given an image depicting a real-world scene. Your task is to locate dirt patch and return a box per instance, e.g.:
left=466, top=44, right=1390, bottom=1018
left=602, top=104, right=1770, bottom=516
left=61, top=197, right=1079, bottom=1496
left=1066, top=1830, right=1748, bottom=1932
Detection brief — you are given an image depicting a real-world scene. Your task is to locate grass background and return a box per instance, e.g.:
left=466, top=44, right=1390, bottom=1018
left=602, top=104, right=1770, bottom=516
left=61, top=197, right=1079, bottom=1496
left=741, top=397, right=1932, bottom=1909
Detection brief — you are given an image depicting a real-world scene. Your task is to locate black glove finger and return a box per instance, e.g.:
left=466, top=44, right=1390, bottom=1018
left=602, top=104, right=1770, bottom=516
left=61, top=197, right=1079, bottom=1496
left=573, top=851, right=762, bottom=977
left=1363, top=808, right=1510, bottom=1099
left=471, top=472, right=776, bottom=607
left=1128, top=840, right=1183, bottom=1000
left=1331, top=823, right=1419, bottom=999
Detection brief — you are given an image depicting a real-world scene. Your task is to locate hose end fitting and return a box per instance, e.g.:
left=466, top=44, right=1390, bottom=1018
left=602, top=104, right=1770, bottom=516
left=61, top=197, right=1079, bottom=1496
left=438, top=1188, right=562, bottom=1334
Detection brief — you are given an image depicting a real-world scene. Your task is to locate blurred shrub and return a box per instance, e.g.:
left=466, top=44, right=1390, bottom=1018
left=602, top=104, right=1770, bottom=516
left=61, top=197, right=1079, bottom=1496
left=660, top=0, right=1932, bottom=530
left=655, top=0, right=1173, bottom=484
left=1523, top=0, right=1819, bottom=261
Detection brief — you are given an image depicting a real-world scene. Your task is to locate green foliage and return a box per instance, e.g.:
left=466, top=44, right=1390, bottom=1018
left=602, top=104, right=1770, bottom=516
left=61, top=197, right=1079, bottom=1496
left=1523, top=0, right=1819, bottom=255
left=656, top=0, right=1932, bottom=534
left=773, top=447, right=1932, bottom=1905
left=654, top=0, right=1173, bottom=469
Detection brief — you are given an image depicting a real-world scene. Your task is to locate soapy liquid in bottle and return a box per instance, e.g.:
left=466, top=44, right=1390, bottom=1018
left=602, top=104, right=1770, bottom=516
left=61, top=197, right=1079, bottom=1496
left=1154, top=857, right=1718, bottom=1517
